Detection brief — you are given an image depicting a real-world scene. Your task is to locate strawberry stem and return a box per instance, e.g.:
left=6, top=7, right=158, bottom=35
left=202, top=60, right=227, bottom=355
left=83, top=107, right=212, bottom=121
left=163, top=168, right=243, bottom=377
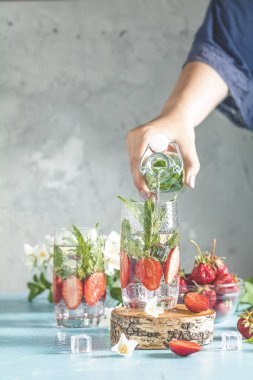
left=211, top=239, right=216, bottom=259
left=189, top=240, right=203, bottom=257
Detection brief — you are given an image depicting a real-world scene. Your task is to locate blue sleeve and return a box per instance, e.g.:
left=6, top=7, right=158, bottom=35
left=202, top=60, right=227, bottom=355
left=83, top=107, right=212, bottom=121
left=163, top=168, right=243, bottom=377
left=185, top=0, right=253, bottom=131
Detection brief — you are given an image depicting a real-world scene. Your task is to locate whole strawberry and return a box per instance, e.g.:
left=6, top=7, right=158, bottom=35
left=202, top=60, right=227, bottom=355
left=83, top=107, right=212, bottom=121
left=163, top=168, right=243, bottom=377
left=237, top=310, right=253, bottom=339
left=190, top=280, right=217, bottom=309
left=210, top=239, right=229, bottom=278
left=184, top=292, right=209, bottom=313
left=190, top=240, right=216, bottom=285
left=214, top=273, right=239, bottom=294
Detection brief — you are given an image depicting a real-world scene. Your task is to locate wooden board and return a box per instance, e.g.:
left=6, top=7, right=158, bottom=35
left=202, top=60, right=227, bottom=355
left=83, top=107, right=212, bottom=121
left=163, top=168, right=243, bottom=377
left=111, top=305, right=216, bottom=350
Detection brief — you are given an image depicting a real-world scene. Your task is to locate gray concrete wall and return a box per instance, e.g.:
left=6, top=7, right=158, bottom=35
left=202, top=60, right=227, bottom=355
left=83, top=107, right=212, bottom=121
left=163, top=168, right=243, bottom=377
left=0, top=0, right=253, bottom=292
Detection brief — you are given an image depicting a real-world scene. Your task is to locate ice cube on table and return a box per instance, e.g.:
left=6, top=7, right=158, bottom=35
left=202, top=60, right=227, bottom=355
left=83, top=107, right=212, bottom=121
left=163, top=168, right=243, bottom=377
left=221, top=332, right=242, bottom=351
left=71, top=334, right=92, bottom=353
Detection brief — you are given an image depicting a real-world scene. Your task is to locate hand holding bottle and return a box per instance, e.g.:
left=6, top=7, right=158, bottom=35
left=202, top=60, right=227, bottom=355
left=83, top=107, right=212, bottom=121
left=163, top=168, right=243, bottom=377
left=126, top=114, right=199, bottom=200
left=126, top=62, right=228, bottom=199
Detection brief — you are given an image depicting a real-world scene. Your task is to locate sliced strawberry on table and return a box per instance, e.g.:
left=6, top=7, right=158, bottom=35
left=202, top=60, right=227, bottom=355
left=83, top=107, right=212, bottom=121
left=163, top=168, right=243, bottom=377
left=84, top=272, right=106, bottom=306
left=169, top=339, right=202, bottom=356
left=164, top=246, right=180, bottom=285
left=53, top=273, right=63, bottom=304
left=135, top=258, right=163, bottom=291
left=62, top=276, right=83, bottom=310
left=184, top=292, right=209, bottom=313
left=237, top=310, right=253, bottom=339
left=120, top=250, right=130, bottom=289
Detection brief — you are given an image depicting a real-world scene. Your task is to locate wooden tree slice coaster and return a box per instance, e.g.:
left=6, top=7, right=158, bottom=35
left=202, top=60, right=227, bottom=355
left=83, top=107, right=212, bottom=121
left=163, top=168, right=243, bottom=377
left=111, top=305, right=216, bottom=350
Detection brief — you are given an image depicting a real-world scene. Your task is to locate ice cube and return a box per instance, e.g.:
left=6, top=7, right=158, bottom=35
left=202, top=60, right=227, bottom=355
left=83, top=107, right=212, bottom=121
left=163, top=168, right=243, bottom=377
left=221, top=332, right=242, bottom=351
left=71, top=334, right=92, bottom=353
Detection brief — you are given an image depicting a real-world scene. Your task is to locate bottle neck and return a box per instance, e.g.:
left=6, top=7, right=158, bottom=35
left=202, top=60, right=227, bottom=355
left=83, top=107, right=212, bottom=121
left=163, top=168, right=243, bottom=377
left=145, top=153, right=171, bottom=176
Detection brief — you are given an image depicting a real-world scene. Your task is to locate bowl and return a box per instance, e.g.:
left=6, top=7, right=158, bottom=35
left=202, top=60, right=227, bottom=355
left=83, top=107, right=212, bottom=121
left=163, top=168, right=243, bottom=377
left=179, top=278, right=245, bottom=323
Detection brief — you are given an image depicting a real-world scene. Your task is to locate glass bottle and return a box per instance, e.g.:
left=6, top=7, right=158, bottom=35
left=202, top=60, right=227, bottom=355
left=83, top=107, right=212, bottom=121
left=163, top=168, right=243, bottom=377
left=139, top=133, right=184, bottom=198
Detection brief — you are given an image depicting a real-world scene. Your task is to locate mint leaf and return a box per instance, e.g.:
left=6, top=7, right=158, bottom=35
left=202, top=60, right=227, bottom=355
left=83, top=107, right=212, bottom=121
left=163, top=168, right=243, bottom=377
left=54, top=245, right=63, bottom=272
left=143, top=199, right=153, bottom=249
left=72, top=225, right=104, bottom=279
left=117, top=196, right=167, bottom=257
left=117, top=196, right=144, bottom=227
left=166, top=229, right=180, bottom=249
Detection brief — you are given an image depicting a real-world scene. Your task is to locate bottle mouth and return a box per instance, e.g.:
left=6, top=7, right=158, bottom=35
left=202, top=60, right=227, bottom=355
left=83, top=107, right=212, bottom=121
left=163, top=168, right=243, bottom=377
left=146, top=153, right=170, bottom=174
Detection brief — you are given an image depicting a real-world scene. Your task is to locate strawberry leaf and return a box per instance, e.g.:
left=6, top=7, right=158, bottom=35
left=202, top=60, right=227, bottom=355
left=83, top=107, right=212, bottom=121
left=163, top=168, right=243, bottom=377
left=240, top=278, right=253, bottom=306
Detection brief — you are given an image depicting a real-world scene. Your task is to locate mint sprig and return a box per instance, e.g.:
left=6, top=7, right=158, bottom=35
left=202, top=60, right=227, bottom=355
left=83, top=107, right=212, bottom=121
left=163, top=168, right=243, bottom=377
left=118, top=196, right=168, bottom=257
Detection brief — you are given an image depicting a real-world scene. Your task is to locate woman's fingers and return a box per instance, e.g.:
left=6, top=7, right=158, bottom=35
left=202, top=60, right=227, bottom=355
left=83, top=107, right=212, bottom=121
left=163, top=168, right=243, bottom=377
left=177, top=135, right=200, bottom=188
left=126, top=127, right=151, bottom=199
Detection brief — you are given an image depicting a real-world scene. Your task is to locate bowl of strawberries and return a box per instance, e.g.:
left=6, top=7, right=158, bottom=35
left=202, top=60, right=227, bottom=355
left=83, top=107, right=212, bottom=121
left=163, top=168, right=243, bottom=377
left=179, top=239, right=245, bottom=323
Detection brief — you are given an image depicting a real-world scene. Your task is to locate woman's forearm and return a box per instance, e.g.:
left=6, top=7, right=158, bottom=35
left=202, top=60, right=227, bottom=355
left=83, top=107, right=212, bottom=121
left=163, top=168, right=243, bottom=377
left=161, top=61, right=229, bottom=128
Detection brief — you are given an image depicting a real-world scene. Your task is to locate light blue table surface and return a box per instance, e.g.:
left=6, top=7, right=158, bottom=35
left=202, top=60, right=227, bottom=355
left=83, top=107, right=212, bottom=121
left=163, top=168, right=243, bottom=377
left=0, top=294, right=252, bottom=380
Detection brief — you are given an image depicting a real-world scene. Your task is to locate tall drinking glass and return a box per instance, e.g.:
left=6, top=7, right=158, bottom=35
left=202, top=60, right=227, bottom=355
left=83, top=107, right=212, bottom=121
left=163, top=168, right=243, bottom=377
left=53, top=226, right=106, bottom=327
left=120, top=200, right=180, bottom=310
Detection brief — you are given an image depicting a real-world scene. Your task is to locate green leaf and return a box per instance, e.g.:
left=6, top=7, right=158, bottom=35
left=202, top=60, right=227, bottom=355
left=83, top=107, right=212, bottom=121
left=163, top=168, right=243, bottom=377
left=240, top=278, right=253, bottom=305
left=72, top=224, right=86, bottom=248
left=33, top=274, right=39, bottom=283
left=110, top=287, right=123, bottom=304
left=54, top=245, right=63, bottom=272
left=39, top=273, right=52, bottom=289
left=48, top=287, right=53, bottom=303
left=120, top=218, right=132, bottom=250
left=166, top=229, right=180, bottom=249
left=117, top=196, right=144, bottom=227
left=143, top=199, right=153, bottom=249
left=27, top=282, right=45, bottom=302
left=127, top=237, right=145, bottom=259
left=72, top=224, right=104, bottom=279
left=245, top=336, right=253, bottom=343
left=117, top=196, right=167, bottom=257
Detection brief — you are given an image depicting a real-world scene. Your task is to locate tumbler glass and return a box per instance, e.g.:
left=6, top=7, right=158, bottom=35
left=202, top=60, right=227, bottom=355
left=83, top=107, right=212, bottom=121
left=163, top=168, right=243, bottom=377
left=53, top=226, right=106, bottom=327
left=120, top=200, right=180, bottom=310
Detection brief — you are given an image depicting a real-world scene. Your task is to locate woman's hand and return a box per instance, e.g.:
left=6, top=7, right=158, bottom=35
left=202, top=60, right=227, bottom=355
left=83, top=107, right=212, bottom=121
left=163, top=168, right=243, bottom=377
left=126, top=113, right=200, bottom=199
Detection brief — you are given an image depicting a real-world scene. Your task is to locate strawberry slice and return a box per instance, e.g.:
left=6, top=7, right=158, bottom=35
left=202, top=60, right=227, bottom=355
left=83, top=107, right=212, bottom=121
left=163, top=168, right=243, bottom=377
left=164, top=246, right=180, bottom=284
left=53, top=273, right=63, bottom=304
left=169, top=339, right=202, bottom=356
left=62, top=276, right=83, bottom=310
left=184, top=292, right=209, bottom=313
left=135, top=258, right=162, bottom=291
left=84, top=272, right=106, bottom=306
left=120, top=250, right=130, bottom=289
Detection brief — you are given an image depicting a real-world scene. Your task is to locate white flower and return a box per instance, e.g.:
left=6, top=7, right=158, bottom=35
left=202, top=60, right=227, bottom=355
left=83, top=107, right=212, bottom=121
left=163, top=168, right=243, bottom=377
left=145, top=297, right=164, bottom=318
left=24, top=244, right=36, bottom=270
left=35, top=243, right=50, bottom=267
left=45, top=235, right=54, bottom=254
left=104, top=231, right=120, bottom=275
left=111, top=333, right=138, bottom=358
